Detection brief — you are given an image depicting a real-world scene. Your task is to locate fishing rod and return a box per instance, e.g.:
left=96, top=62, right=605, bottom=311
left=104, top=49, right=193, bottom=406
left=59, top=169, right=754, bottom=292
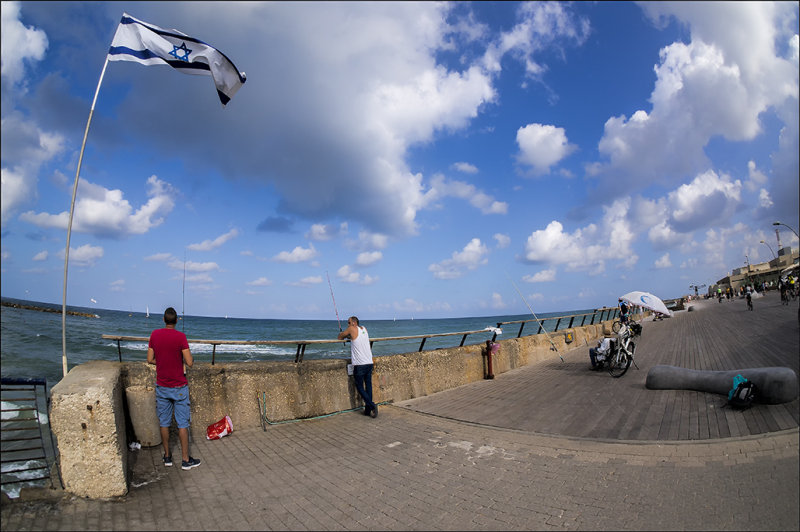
left=182, top=252, right=186, bottom=332
left=326, top=271, right=342, bottom=332
left=506, top=272, right=563, bottom=362
left=326, top=271, right=346, bottom=347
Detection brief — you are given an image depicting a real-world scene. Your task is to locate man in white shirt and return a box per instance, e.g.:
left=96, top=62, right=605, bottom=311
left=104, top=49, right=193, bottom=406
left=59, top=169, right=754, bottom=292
left=338, top=316, right=377, bottom=418
left=590, top=336, right=614, bottom=370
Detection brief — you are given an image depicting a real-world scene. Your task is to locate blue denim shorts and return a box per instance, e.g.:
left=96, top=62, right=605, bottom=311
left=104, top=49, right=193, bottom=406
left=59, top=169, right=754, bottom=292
left=155, top=385, right=191, bottom=429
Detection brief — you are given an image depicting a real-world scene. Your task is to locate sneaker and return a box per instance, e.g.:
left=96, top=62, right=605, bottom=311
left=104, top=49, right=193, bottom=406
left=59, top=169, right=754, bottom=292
left=163, top=454, right=173, bottom=467
left=370, top=405, right=378, bottom=418
left=181, top=457, right=201, bottom=470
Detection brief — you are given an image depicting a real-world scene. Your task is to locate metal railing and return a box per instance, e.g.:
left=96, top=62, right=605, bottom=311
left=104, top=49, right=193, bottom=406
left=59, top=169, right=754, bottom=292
left=492, top=307, right=620, bottom=341
left=101, top=306, right=625, bottom=364
left=102, top=327, right=501, bottom=364
left=1, top=377, right=61, bottom=493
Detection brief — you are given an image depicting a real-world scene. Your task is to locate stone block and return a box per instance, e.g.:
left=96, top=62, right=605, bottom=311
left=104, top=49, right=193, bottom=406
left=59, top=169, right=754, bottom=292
left=50, top=360, right=127, bottom=498
left=125, top=385, right=160, bottom=447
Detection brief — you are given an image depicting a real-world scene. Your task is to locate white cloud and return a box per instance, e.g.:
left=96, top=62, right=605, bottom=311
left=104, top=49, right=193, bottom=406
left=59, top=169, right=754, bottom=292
left=187, top=228, right=240, bottom=251
left=523, top=198, right=637, bottom=273
left=758, top=188, right=773, bottom=208
left=355, top=251, right=382, bottom=266
left=654, top=253, right=672, bottom=269
left=32, top=250, right=47, bottom=261
left=145, top=253, right=173, bottom=262
left=306, top=223, right=348, bottom=241
left=0, top=2, right=48, bottom=85
left=20, top=175, right=176, bottom=238
left=493, top=233, right=510, bottom=249
left=90, top=2, right=593, bottom=238
left=490, top=292, right=506, bottom=309
left=482, top=2, right=590, bottom=77
left=272, top=243, right=318, bottom=263
left=168, top=260, right=220, bottom=272
left=428, top=238, right=489, bottom=279
left=110, top=279, right=125, bottom=292
left=516, top=123, right=576, bottom=175
left=337, top=264, right=378, bottom=285
left=247, top=277, right=272, bottom=287
left=1, top=114, right=65, bottom=227
left=422, top=174, right=507, bottom=214
left=452, top=162, right=478, bottom=174
left=286, top=276, right=323, bottom=287
left=63, top=244, right=103, bottom=267
left=744, top=160, right=768, bottom=192
left=185, top=273, right=214, bottom=284
left=522, top=268, right=556, bottom=283
left=591, top=2, right=799, bottom=197
left=346, top=231, right=388, bottom=251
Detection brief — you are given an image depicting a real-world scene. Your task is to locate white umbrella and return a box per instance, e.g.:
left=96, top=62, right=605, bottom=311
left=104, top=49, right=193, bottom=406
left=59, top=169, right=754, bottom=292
left=620, top=291, right=672, bottom=316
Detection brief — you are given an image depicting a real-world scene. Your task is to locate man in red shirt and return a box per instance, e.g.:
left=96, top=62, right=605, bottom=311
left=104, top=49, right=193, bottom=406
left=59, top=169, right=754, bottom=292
left=147, top=307, right=201, bottom=470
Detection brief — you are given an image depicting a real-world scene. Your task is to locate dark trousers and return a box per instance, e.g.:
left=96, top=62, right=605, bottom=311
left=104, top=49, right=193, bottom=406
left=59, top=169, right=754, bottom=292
left=353, top=363, right=376, bottom=413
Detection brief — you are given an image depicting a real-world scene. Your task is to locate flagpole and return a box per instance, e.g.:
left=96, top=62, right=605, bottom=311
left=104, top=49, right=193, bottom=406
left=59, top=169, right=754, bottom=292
left=61, top=56, right=110, bottom=378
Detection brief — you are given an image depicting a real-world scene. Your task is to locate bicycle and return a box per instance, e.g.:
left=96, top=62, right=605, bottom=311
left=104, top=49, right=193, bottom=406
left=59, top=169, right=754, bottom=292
left=606, top=324, right=638, bottom=378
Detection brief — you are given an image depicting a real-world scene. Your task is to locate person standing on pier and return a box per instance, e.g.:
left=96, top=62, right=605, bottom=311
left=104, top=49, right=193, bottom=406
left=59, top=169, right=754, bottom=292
left=338, top=316, right=378, bottom=418
left=147, top=307, right=201, bottom=470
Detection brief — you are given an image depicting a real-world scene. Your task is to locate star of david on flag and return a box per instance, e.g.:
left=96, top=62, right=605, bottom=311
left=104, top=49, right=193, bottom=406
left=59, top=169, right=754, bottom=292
left=107, top=13, right=246, bottom=106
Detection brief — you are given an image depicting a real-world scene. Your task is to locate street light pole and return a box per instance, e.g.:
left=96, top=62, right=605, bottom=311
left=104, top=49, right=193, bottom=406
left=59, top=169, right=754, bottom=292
left=760, top=240, right=777, bottom=259
left=773, top=221, right=799, bottom=240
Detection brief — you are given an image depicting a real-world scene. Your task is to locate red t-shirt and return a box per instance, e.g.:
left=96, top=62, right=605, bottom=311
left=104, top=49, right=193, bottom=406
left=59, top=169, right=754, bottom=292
left=148, top=327, right=190, bottom=388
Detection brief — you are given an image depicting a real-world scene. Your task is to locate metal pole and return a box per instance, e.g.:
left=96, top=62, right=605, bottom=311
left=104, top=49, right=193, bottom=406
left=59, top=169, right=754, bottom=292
left=61, top=57, right=109, bottom=378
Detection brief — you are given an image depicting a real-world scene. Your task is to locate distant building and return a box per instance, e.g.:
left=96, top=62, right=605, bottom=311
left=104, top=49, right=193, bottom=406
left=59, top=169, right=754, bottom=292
left=709, top=246, right=799, bottom=295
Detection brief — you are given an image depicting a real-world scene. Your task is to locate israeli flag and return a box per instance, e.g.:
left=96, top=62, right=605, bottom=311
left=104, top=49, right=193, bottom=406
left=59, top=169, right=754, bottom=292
left=107, top=13, right=246, bottom=106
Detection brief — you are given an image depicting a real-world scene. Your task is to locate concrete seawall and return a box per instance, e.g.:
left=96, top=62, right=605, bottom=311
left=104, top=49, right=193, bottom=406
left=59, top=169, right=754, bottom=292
left=50, top=317, right=620, bottom=498
left=121, top=321, right=606, bottom=434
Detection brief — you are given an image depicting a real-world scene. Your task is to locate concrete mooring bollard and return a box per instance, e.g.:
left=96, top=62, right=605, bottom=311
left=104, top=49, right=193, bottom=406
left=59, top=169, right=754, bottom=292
left=125, top=385, right=161, bottom=447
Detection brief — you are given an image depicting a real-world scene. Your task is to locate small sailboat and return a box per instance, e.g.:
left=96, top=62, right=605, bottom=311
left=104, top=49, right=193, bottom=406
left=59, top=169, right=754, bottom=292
left=146, top=306, right=150, bottom=318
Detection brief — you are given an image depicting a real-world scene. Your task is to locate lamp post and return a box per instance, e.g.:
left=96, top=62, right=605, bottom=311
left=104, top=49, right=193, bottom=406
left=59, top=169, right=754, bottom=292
left=689, top=283, right=705, bottom=297
left=760, top=240, right=776, bottom=259
left=773, top=221, right=799, bottom=239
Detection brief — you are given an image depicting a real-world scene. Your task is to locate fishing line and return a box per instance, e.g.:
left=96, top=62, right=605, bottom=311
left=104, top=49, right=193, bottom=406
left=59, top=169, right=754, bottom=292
left=326, top=271, right=342, bottom=332
left=506, top=272, right=564, bottom=362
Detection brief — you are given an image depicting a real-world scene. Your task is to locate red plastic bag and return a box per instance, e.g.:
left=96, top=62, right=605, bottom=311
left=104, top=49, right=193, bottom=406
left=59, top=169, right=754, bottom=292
left=206, top=415, right=233, bottom=440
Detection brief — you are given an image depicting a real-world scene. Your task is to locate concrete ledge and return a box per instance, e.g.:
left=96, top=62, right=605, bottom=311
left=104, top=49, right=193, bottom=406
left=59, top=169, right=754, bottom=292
left=49, top=361, right=128, bottom=498
left=48, top=317, right=618, bottom=499
left=120, top=320, right=613, bottom=434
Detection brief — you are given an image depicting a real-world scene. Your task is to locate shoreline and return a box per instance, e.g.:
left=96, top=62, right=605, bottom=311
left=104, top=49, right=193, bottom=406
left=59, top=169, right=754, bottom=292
left=0, top=301, right=99, bottom=319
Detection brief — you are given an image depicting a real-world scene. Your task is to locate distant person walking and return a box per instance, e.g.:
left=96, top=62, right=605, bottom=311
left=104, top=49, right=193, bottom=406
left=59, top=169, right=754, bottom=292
left=338, top=316, right=378, bottom=418
left=147, top=307, right=201, bottom=470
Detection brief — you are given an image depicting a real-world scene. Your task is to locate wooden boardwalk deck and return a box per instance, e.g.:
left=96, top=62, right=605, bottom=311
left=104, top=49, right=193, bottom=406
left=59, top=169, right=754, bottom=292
left=399, top=292, right=800, bottom=441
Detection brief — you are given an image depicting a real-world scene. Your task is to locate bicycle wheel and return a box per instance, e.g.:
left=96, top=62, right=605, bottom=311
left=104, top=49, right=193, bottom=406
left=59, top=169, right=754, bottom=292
left=611, top=320, right=622, bottom=333
left=607, top=349, right=631, bottom=378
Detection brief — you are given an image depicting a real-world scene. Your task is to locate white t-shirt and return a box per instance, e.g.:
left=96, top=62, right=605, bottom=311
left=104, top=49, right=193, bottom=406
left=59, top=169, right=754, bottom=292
left=350, top=326, right=373, bottom=366
left=596, top=337, right=613, bottom=355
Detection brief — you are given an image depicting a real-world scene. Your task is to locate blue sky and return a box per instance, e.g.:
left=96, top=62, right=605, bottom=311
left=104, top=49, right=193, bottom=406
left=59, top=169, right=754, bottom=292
left=2, top=1, right=798, bottom=320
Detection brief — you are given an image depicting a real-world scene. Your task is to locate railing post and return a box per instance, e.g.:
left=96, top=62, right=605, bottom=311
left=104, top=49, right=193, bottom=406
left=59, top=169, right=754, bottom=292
left=211, top=345, right=216, bottom=366
left=459, top=334, right=468, bottom=347
left=418, top=337, right=427, bottom=352
left=554, top=317, right=562, bottom=332
left=568, top=316, right=575, bottom=328
left=116, top=340, right=121, bottom=363
left=518, top=323, right=525, bottom=338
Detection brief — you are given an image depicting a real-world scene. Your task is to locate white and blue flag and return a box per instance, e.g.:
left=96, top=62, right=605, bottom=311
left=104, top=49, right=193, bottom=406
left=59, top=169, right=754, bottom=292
left=107, top=13, right=246, bottom=106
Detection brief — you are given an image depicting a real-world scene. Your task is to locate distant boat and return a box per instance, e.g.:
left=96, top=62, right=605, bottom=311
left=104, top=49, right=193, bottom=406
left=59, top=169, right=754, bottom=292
left=146, top=306, right=150, bottom=318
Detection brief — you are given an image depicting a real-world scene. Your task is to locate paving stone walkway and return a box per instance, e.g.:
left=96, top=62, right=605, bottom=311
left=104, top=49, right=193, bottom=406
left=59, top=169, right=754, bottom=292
left=2, top=293, right=798, bottom=530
